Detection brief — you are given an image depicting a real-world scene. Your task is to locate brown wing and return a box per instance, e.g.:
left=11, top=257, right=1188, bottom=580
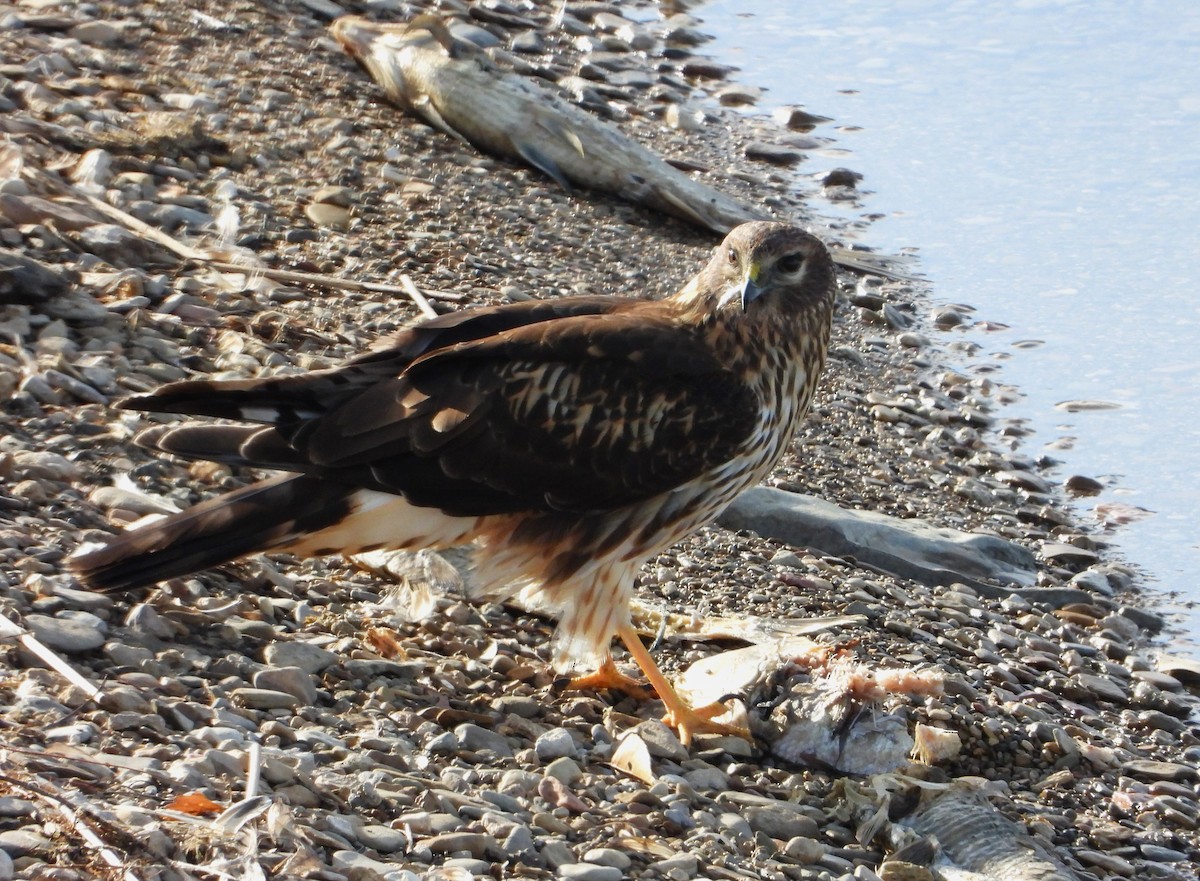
left=120, top=295, right=628, bottom=426
left=287, top=310, right=760, bottom=515
left=131, top=304, right=761, bottom=517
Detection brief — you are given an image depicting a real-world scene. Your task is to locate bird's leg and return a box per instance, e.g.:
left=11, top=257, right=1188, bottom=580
left=617, top=624, right=751, bottom=747
left=565, top=655, right=653, bottom=700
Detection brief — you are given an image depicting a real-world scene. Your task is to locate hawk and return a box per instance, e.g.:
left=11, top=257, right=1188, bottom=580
left=70, top=222, right=837, bottom=745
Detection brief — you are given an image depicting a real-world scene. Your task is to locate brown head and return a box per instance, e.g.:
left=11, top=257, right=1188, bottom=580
left=673, top=222, right=837, bottom=361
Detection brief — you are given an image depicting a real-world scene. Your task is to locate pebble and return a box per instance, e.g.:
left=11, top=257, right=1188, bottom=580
left=744, top=805, right=819, bottom=841
left=635, top=720, right=688, bottom=761
left=544, top=756, right=583, bottom=785
left=0, top=847, right=10, bottom=881
left=305, top=201, right=351, bottom=230
left=356, top=823, right=409, bottom=853
left=1140, top=844, right=1187, bottom=862
left=252, top=666, right=318, bottom=705
left=535, top=727, right=579, bottom=761
left=582, top=848, right=632, bottom=870
left=557, top=863, right=623, bottom=881
left=24, top=613, right=104, bottom=653
left=230, top=688, right=302, bottom=710
left=1121, top=760, right=1197, bottom=782
left=263, top=640, right=338, bottom=673
left=455, top=723, right=514, bottom=757
left=744, top=142, right=803, bottom=165
left=0, top=829, right=49, bottom=857
left=424, top=832, right=498, bottom=859
left=784, top=835, right=826, bottom=864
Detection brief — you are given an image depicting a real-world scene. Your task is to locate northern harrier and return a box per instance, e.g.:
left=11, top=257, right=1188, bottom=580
left=71, top=222, right=837, bottom=745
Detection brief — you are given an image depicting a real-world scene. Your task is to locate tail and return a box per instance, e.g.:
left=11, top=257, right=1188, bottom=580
left=69, top=474, right=355, bottom=593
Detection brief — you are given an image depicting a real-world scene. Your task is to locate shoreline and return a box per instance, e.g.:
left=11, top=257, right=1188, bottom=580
left=1, top=1, right=1197, bottom=880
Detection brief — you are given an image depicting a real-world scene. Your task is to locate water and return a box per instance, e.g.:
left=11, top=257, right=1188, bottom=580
left=697, top=0, right=1200, bottom=646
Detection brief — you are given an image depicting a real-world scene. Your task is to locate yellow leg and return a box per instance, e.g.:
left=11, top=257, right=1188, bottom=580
left=617, top=624, right=751, bottom=747
left=565, top=655, right=653, bottom=700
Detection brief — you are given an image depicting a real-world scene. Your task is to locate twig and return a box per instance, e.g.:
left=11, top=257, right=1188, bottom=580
left=0, top=771, right=144, bottom=881
left=205, top=261, right=463, bottom=302
left=244, top=741, right=261, bottom=800
left=78, top=192, right=208, bottom=261
left=68, top=183, right=465, bottom=302
left=0, top=612, right=102, bottom=701
left=399, top=273, right=440, bottom=318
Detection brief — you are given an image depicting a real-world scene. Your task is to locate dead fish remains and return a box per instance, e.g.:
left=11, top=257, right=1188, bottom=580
left=331, top=14, right=769, bottom=235
left=838, top=775, right=1084, bottom=881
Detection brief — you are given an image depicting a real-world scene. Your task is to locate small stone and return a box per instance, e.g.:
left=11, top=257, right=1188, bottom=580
left=1064, top=474, right=1104, bottom=496
left=773, top=106, right=831, bottom=129
left=715, top=83, right=761, bottom=106
left=1139, top=843, right=1187, bottom=862
left=253, top=666, right=318, bottom=705
left=1039, top=542, right=1099, bottom=564
left=823, top=167, right=863, bottom=187
left=1075, top=848, right=1135, bottom=875
left=0, top=828, right=50, bottom=857
left=540, top=840, right=576, bottom=869
left=538, top=775, right=589, bottom=813
left=634, top=720, right=688, bottom=761
left=494, top=695, right=540, bottom=717
left=744, top=805, right=819, bottom=841
left=231, top=688, right=302, bottom=710
left=0, top=798, right=35, bottom=819
left=744, top=141, right=804, bottom=166
left=311, top=185, right=355, bottom=207
left=356, top=823, right=409, bottom=853
left=582, top=848, right=632, bottom=870
left=784, top=835, right=825, bottom=864
left=996, top=469, right=1053, bottom=494
left=24, top=613, right=104, bottom=653
left=650, top=853, right=699, bottom=876
left=305, top=202, right=350, bottom=230
left=535, top=727, right=579, bottom=761
left=1071, top=672, right=1128, bottom=704
left=558, top=863, right=623, bottom=881
left=1121, top=759, right=1197, bottom=782
left=68, top=20, right=121, bottom=45
left=878, top=861, right=934, bottom=881
left=161, top=92, right=217, bottom=112
left=682, top=762, right=729, bottom=790
left=424, top=832, right=498, bottom=859
left=544, top=756, right=583, bottom=785
left=263, top=641, right=338, bottom=673
left=502, top=825, right=539, bottom=863
left=331, top=851, right=404, bottom=876
left=455, top=723, right=513, bottom=757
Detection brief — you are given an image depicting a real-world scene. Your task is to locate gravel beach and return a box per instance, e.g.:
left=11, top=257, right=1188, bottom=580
left=1, top=2, right=1197, bottom=880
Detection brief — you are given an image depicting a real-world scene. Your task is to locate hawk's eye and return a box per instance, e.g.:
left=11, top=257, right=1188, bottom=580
left=727, top=247, right=738, bottom=265
left=777, top=253, right=805, bottom=274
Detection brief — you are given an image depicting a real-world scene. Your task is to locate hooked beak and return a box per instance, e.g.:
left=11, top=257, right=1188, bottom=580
left=740, top=261, right=765, bottom=310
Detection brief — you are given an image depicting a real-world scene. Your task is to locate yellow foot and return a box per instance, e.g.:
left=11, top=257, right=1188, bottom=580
left=663, top=700, right=752, bottom=748
left=617, top=624, right=752, bottom=748
left=566, top=656, right=652, bottom=701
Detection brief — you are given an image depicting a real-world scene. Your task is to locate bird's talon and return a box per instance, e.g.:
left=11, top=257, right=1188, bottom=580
left=565, top=657, right=653, bottom=700
left=662, top=703, right=751, bottom=747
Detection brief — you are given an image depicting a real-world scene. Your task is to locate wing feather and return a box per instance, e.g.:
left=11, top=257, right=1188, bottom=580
left=290, top=311, right=759, bottom=514
left=120, top=298, right=761, bottom=518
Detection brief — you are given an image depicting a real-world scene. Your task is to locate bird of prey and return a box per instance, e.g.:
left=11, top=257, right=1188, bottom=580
left=70, top=222, right=837, bottom=745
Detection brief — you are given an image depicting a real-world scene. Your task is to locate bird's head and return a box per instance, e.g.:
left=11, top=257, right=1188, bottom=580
left=704, top=222, right=836, bottom=317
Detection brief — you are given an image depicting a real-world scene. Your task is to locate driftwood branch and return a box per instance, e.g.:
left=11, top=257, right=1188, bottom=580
left=60, top=182, right=464, bottom=304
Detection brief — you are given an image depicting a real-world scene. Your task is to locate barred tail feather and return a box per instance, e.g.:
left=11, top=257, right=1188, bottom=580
left=69, top=475, right=354, bottom=593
